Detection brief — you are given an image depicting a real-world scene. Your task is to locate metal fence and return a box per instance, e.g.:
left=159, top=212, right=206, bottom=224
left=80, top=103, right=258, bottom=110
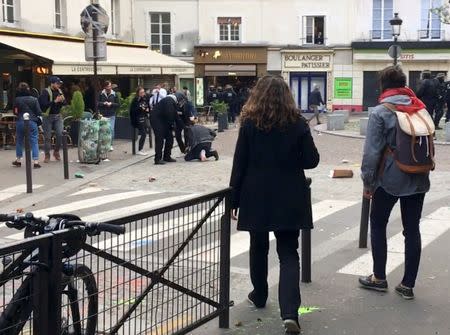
left=0, top=188, right=232, bottom=335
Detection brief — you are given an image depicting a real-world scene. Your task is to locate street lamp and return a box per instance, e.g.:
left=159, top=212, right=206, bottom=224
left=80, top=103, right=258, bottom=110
left=390, top=13, right=403, bottom=66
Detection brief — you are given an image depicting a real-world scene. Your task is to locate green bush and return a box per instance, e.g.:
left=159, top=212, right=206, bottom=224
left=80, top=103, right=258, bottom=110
left=70, top=90, right=85, bottom=120
left=210, top=100, right=228, bottom=115
left=116, top=92, right=135, bottom=117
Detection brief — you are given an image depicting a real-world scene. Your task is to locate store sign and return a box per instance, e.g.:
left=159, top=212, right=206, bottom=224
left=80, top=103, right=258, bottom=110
left=195, top=47, right=267, bottom=64
left=52, top=64, right=116, bottom=75
left=283, top=53, right=332, bottom=71
left=162, top=67, right=195, bottom=75
left=117, top=66, right=161, bottom=75
left=334, top=78, right=353, bottom=99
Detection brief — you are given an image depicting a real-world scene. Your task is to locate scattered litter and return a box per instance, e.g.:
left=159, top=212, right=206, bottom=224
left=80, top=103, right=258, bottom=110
left=74, top=172, right=85, bottom=178
left=330, top=169, right=354, bottom=178
left=16, top=208, right=24, bottom=213
left=76, top=160, right=80, bottom=163
left=149, top=177, right=157, bottom=182
left=235, top=321, right=243, bottom=327
left=341, top=159, right=349, bottom=164
left=69, top=160, right=74, bottom=163
left=428, top=276, right=436, bottom=280
left=298, top=306, right=320, bottom=315
left=257, top=318, right=262, bottom=322
left=88, top=183, right=98, bottom=187
left=103, top=159, right=111, bottom=162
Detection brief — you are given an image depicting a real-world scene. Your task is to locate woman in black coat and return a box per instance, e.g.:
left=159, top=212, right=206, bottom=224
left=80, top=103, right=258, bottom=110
left=230, top=75, right=319, bottom=334
left=129, top=86, right=150, bottom=155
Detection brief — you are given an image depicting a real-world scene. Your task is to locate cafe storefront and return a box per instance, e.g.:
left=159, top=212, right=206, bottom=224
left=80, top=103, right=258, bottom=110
left=281, top=49, right=334, bottom=113
left=194, top=45, right=267, bottom=105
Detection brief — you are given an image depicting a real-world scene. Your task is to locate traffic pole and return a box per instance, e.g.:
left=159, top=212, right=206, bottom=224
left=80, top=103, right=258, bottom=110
left=23, top=113, right=32, bottom=193
left=62, top=130, right=69, bottom=180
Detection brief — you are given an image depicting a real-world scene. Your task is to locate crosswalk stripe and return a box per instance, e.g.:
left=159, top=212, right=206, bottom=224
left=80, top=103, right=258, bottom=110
left=69, top=187, right=110, bottom=197
left=181, top=199, right=358, bottom=263
left=337, top=207, right=450, bottom=276
left=5, top=194, right=199, bottom=241
left=31, top=190, right=162, bottom=217
left=0, top=184, right=44, bottom=202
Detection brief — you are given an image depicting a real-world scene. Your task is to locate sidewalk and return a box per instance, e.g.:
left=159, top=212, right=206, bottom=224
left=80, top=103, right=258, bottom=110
left=0, top=138, right=155, bottom=211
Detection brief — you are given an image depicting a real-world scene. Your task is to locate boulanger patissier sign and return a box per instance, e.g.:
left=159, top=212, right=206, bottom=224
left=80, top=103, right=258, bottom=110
left=283, top=53, right=332, bottom=71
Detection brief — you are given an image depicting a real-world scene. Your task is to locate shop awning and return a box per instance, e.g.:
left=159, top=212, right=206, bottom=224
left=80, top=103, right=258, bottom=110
left=0, top=34, right=194, bottom=76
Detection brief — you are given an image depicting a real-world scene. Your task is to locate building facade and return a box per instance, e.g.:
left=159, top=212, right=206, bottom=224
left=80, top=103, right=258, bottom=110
left=132, top=0, right=450, bottom=111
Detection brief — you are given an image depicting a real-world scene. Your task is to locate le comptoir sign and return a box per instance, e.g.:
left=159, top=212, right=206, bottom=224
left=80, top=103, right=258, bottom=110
left=283, top=53, right=332, bottom=71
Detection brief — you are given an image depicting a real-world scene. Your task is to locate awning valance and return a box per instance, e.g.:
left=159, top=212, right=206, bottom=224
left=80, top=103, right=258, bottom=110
left=0, top=34, right=194, bottom=76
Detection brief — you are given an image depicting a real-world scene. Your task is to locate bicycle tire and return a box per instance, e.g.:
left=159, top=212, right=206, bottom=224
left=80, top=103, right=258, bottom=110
left=62, top=264, right=98, bottom=335
left=0, top=276, right=33, bottom=335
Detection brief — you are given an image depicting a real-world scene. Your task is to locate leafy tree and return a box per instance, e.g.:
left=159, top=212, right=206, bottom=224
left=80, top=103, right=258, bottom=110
left=70, top=90, right=85, bottom=120
left=431, top=2, right=450, bottom=24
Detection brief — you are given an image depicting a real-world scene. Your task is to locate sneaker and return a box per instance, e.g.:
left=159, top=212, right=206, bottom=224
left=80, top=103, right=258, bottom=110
left=44, top=154, right=50, bottom=163
left=109, top=146, right=114, bottom=152
left=283, top=319, right=301, bottom=334
left=212, top=150, right=219, bottom=161
left=200, top=150, right=207, bottom=162
left=247, top=291, right=266, bottom=309
left=33, top=163, right=41, bottom=169
left=12, top=160, right=21, bottom=167
left=163, top=157, right=176, bottom=163
left=359, top=274, right=388, bottom=292
left=395, top=284, right=414, bottom=300
left=137, top=151, right=148, bottom=156
left=155, top=160, right=166, bottom=165
left=53, top=151, right=61, bottom=161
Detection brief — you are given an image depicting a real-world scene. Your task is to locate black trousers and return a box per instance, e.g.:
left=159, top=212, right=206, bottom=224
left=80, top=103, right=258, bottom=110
left=434, top=100, right=445, bottom=127
left=136, top=122, right=146, bottom=151
left=445, top=100, right=450, bottom=122
left=174, top=118, right=186, bottom=154
left=150, top=116, right=173, bottom=162
left=184, top=142, right=214, bottom=161
left=249, top=230, right=301, bottom=320
left=370, top=187, right=425, bottom=288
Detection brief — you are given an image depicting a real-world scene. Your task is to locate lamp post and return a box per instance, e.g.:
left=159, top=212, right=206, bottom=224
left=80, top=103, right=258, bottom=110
left=390, top=12, right=403, bottom=66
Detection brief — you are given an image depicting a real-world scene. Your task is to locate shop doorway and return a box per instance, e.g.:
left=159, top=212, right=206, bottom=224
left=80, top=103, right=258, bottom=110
left=290, top=72, right=327, bottom=113
left=363, top=71, right=380, bottom=110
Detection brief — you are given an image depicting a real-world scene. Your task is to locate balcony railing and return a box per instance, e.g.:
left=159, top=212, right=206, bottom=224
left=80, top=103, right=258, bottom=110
left=418, top=29, right=444, bottom=40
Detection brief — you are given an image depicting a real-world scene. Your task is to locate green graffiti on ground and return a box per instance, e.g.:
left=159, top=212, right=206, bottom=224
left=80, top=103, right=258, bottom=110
left=298, top=306, right=320, bottom=315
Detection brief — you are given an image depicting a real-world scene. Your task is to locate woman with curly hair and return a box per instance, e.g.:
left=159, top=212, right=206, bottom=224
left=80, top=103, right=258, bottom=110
left=230, top=75, right=320, bottom=333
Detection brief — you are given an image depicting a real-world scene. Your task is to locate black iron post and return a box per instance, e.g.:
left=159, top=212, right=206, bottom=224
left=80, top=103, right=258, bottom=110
left=218, top=193, right=232, bottom=329
left=92, top=1, right=99, bottom=116
left=23, top=113, right=32, bottom=193
left=359, top=195, right=371, bottom=248
left=62, top=130, right=69, bottom=179
left=132, top=128, right=137, bottom=155
left=393, top=36, right=398, bottom=66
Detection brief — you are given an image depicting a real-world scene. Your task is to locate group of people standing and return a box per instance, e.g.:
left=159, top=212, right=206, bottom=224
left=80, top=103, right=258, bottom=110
left=417, top=70, right=450, bottom=128
left=207, top=84, right=250, bottom=123
left=130, top=83, right=218, bottom=164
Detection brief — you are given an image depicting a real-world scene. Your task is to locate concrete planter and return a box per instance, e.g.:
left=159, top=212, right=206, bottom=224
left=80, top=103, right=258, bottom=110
left=360, top=117, right=369, bottom=136
left=334, top=110, right=350, bottom=123
left=446, top=122, right=450, bottom=142
left=327, top=114, right=345, bottom=131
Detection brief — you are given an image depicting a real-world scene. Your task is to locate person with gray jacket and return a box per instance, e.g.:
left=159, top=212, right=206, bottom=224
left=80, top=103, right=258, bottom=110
left=184, top=124, right=219, bottom=161
left=359, top=66, right=430, bottom=300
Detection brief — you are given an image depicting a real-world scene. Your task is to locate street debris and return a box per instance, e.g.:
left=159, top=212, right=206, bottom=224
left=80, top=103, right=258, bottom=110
left=235, top=321, right=243, bottom=327
left=299, top=306, right=321, bottom=315
left=149, top=177, right=157, bottom=182
left=74, top=172, right=85, bottom=178
left=16, top=208, right=24, bottom=213
left=341, top=159, right=349, bottom=164
left=330, top=169, right=354, bottom=178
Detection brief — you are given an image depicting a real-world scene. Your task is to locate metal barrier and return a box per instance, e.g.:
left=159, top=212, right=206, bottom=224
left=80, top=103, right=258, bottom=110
left=0, top=189, right=232, bottom=335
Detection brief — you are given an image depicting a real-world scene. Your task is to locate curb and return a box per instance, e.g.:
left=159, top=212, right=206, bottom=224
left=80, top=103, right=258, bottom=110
left=314, top=124, right=450, bottom=146
left=0, top=152, right=155, bottom=212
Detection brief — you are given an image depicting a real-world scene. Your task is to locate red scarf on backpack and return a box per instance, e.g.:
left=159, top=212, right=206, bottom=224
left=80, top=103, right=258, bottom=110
left=378, top=87, right=426, bottom=115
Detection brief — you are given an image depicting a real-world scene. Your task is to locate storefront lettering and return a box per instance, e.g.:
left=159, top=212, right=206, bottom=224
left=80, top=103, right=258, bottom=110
left=129, top=67, right=156, bottom=72
left=71, top=66, right=102, bottom=73
left=400, top=54, right=415, bottom=60
left=283, top=53, right=332, bottom=71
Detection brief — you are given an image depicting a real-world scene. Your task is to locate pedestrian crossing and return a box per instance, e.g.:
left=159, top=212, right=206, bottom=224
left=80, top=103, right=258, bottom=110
left=0, top=184, right=44, bottom=202
left=0, top=183, right=449, bottom=283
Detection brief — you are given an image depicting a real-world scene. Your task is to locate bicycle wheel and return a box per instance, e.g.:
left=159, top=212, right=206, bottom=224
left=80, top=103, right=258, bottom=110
left=61, top=264, right=98, bottom=335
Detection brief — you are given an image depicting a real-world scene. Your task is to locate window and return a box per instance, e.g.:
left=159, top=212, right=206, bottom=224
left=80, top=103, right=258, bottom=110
left=303, top=16, right=325, bottom=45
left=55, top=0, right=63, bottom=30
left=218, top=17, right=241, bottom=42
left=1, top=0, right=15, bottom=24
left=420, top=0, right=442, bottom=39
left=372, top=0, right=393, bottom=39
left=150, top=13, right=171, bottom=55
left=110, top=0, right=120, bottom=36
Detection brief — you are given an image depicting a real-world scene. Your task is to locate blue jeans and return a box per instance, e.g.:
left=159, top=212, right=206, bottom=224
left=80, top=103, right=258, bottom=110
left=108, top=115, right=116, bottom=144
left=43, top=114, right=63, bottom=154
left=16, top=120, right=39, bottom=160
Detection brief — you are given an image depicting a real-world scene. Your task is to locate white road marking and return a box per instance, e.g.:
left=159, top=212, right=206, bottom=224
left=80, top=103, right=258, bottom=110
left=0, top=184, right=44, bottom=202
left=31, top=190, right=162, bottom=217
left=338, top=207, right=450, bottom=276
left=69, top=187, right=110, bottom=196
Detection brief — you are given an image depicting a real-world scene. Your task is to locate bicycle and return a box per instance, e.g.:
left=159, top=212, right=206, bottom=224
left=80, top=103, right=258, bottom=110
left=0, top=212, right=125, bottom=335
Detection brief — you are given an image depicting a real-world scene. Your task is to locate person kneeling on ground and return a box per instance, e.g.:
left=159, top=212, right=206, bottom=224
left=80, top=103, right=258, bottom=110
left=184, top=124, right=219, bottom=162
